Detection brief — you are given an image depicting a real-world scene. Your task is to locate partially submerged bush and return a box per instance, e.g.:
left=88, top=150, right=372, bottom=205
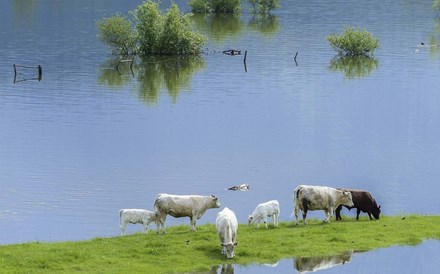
left=249, top=0, right=281, bottom=14
left=434, top=0, right=440, bottom=13
left=327, top=27, right=379, bottom=56
left=96, top=14, right=137, bottom=56
left=97, top=1, right=206, bottom=56
left=189, top=0, right=242, bottom=13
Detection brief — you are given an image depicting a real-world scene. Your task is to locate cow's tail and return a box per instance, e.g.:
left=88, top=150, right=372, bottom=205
left=291, top=186, right=303, bottom=217
left=119, top=209, right=123, bottom=228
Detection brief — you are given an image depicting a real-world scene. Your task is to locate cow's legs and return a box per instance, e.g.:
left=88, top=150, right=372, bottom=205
left=190, top=217, right=197, bottom=231
left=367, top=212, right=373, bottom=220
left=324, top=209, right=332, bottom=223
left=120, top=222, right=127, bottom=236
left=294, top=205, right=300, bottom=225
left=264, top=216, right=268, bottom=229
left=143, top=222, right=149, bottom=233
left=156, top=214, right=167, bottom=234
left=356, top=209, right=361, bottom=220
left=335, top=205, right=343, bottom=221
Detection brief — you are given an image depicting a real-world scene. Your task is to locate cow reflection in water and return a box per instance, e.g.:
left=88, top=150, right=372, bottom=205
left=294, top=251, right=352, bottom=273
left=196, top=264, right=234, bottom=274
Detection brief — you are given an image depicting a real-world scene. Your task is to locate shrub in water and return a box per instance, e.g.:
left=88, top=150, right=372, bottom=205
left=97, top=1, right=206, bottom=56
left=327, top=27, right=379, bottom=56
left=189, top=0, right=242, bottom=13
left=249, top=0, right=281, bottom=14
left=96, top=14, right=137, bottom=56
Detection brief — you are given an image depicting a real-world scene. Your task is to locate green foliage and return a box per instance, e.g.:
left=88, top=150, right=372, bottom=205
left=1, top=216, right=440, bottom=273
left=96, top=14, right=137, bottom=56
left=327, top=27, right=379, bottom=56
left=97, top=1, right=206, bottom=56
left=189, top=0, right=242, bottom=13
left=133, top=1, right=206, bottom=55
left=189, top=0, right=211, bottom=13
left=249, top=0, right=281, bottom=14
left=434, top=0, right=440, bottom=13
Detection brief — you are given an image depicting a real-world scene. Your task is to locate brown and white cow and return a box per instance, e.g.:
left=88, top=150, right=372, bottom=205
left=335, top=188, right=381, bottom=221
left=216, top=207, right=238, bottom=259
left=293, top=185, right=354, bottom=225
left=154, top=193, right=220, bottom=233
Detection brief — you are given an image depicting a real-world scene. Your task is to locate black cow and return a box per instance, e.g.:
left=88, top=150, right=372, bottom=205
left=335, top=189, right=381, bottom=220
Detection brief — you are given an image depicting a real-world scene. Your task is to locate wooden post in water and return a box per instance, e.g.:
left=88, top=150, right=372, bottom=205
left=294, top=52, right=298, bottom=66
left=243, top=50, right=247, bottom=63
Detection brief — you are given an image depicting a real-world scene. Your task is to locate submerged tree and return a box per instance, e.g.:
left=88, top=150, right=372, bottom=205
left=96, top=14, right=138, bottom=56
left=249, top=0, right=281, bottom=14
left=189, top=0, right=242, bottom=13
left=97, top=1, right=206, bottom=56
left=327, top=27, right=379, bottom=56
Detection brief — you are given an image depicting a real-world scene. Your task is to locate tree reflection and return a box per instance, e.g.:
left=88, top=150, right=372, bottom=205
left=328, top=55, right=379, bottom=79
left=428, top=19, right=440, bottom=59
left=248, top=15, right=279, bottom=37
left=98, top=58, right=134, bottom=88
left=98, top=56, right=205, bottom=104
left=191, top=13, right=244, bottom=42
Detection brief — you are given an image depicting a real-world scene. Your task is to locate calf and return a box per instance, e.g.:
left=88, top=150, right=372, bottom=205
left=216, top=207, right=238, bottom=259
left=335, top=189, right=381, bottom=220
left=293, top=185, right=354, bottom=225
left=119, top=209, right=156, bottom=236
left=154, top=193, right=220, bottom=233
left=248, top=200, right=280, bottom=229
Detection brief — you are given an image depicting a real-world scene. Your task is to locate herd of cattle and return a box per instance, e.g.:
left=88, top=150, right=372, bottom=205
left=119, top=185, right=381, bottom=259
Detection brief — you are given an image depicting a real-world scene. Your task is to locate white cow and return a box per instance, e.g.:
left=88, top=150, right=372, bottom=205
left=248, top=200, right=280, bottom=229
left=293, top=185, right=354, bottom=225
left=154, top=193, right=220, bottom=233
left=119, top=209, right=156, bottom=236
left=216, top=207, right=238, bottom=259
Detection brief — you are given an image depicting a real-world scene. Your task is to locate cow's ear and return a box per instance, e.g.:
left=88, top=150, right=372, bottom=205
left=234, top=242, right=238, bottom=246
left=221, top=243, right=225, bottom=247
left=378, top=205, right=381, bottom=209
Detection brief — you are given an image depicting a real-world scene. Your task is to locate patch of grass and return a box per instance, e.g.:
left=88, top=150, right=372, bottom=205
left=1, top=215, right=439, bottom=273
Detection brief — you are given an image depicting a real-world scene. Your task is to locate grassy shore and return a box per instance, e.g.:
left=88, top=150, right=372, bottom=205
left=1, top=215, right=440, bottom=273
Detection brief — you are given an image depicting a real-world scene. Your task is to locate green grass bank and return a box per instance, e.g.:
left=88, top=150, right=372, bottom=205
left=1, top=215, right=439, bottom=273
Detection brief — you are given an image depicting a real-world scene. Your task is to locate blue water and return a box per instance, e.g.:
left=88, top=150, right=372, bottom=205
left=0, top=2, right=439, bottom=271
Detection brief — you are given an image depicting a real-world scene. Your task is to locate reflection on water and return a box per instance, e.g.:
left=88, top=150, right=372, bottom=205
left=429, top=19, right=440, bottom=58
left=248, top=15, right=279, bottom=37
left=98, top=56, right=205, bottom=104
left=192, top=13, right=244, bottom=42
left=294, top=251, right=352, bottom=273
left=328, top=55, right=379, bottom=79
left=191, top=264, right=234, bottom=274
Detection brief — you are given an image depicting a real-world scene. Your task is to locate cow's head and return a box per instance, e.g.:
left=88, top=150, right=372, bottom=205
left=248, top=215, right=253, bottom=225
left=341, top=191, right=354, bottom=207
left=211, top=195, right=221, bottom=208
left=221, top=242, right=238, bottom=259
left=372, top=205, right=381, bottom=220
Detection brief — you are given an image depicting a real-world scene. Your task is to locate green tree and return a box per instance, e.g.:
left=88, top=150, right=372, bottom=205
left=189, top=0, right=242, bottom=13
left=97, top=1, right=206, bottom=56
left=249, top=0, right=280, bottom=14
left=96, top=14, right=137, bottom=56
left=327, top=27, right=379, bottom=56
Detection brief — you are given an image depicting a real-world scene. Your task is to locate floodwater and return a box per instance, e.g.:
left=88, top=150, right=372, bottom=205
left=196, top=240, right=440, bottom=273
left=1, top=0, right=440, bottom=272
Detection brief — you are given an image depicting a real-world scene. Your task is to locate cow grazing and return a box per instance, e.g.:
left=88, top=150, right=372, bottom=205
left=294, top=251, right=353, bottom=273
left=293, top=185, right=354, bottom=225
left=119, top=209, right=156, bottom=236
left=216, top=207, right=238, bottom=259
left=154, top=193, right=220, bottom=233
left=335, top=189, right=381, bottom=221
left=248, top=200, right=280, bottom=229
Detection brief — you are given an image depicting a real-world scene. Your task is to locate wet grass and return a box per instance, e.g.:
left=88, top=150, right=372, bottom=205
left=1, top=215, right=439, bottom=273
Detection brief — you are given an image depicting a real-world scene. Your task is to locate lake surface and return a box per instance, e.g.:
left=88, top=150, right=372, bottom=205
left=196, top=240, right=440, bottom=273
left=1, top=0, right=440, bottom=271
